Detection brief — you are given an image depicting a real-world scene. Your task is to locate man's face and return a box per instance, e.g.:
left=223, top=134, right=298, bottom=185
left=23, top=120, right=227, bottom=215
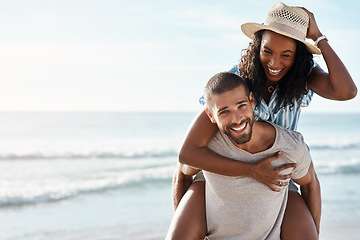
left=206, top=85, right=255, bottom=146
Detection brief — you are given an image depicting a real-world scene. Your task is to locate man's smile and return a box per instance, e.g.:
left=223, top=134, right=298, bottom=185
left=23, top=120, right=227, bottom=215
left=230, top=121, right=248, bottom=133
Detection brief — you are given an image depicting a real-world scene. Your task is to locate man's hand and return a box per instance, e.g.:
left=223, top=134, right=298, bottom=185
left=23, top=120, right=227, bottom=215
left=249, top=151, right=297, bottom=192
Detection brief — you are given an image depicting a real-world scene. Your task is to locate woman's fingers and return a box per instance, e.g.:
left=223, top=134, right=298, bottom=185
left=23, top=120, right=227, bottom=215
left=276, top=163, right=297, bottom=173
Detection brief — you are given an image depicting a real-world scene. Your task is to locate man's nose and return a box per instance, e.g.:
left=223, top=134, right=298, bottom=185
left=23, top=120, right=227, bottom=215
left=231, top=112, right=243, bottom=124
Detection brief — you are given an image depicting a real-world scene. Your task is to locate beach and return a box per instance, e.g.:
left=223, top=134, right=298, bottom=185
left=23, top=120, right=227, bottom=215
left=0, top=111, right=359, bottom=239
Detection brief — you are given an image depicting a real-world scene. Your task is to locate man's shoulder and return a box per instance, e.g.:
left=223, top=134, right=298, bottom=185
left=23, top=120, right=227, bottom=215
left=208, top=131, right=240, bottom=156
left=271, top=122, right=304, bottom=143
left=209, top=131, right=229, bottom=147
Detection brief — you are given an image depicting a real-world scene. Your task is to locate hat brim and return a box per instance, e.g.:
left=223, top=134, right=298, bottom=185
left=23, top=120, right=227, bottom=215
left=241, top=22, right=321, bottom=55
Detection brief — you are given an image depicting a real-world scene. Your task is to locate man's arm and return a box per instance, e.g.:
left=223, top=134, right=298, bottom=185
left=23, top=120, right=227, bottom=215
left=172, top=163, right=200, bottom=210
left=293, top=162, right=321, bottom=235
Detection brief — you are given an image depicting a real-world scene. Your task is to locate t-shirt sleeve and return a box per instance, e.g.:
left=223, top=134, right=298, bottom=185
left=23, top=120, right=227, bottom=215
left=292, top=143, right=312, bottom=179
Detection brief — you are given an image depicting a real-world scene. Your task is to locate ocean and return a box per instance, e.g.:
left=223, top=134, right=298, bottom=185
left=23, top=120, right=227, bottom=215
left=0, top=111, right=359, bottom=240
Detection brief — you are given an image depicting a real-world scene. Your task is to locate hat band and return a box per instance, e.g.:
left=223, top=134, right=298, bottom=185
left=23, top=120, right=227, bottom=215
left=265, top=21, right=306, bottom=40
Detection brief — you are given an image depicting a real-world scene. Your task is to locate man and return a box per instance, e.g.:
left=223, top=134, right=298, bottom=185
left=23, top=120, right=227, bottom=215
left=166, top=72, right=318, bottom=240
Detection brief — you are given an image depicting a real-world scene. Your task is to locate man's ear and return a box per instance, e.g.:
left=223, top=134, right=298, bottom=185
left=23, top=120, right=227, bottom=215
left=205, top=108, right=217, bottom=123
left=249, top=92, right=255, bottom=110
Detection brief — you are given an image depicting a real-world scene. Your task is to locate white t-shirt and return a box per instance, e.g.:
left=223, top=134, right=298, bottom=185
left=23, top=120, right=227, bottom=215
left=204, top=121, right=311, bottom=240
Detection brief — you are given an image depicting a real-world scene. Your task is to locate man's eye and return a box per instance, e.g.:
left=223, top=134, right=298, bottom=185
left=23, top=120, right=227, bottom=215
left=219, top=110, right=228, bottom=115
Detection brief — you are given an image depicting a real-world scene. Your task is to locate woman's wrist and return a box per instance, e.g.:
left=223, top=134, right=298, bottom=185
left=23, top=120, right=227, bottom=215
left=240, top=161, right=256, bottom=177
left=310, top=32, right=323, bottom=42
left=314, top=35, right=328, bottom=48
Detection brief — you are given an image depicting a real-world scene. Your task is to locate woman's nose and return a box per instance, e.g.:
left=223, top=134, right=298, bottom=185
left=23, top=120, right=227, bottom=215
left=269, top=56, right=280, bottom=68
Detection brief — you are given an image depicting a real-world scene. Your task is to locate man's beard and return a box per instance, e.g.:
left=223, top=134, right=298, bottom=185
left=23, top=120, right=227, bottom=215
left=223, top=117, right=254, bottom=145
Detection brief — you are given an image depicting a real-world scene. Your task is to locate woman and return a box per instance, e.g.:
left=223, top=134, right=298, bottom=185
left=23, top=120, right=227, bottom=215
left=168, top=2, right=357, bottom=240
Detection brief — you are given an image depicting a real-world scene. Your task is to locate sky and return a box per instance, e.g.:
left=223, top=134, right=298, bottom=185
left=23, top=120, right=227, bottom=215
left=0, top=0, right=359, bottom=112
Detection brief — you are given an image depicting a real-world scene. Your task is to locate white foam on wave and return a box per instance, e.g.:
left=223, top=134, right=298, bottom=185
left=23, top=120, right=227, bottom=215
left=0, top=138, right=181, bottom=160
left=307, top=137, right=360, bottom=150
left=0, top=135, right=359, bottom=160
left=314, top=157, right=360, bottom=174
left=0, top=160, right=176, bottom=207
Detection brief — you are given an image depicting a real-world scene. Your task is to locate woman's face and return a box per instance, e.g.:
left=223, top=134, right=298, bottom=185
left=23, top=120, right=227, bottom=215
left=259, top=30, right=297, bottom=82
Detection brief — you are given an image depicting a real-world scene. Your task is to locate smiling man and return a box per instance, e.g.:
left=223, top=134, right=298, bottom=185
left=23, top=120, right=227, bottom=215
left=166, top=72, right=319, bottom=240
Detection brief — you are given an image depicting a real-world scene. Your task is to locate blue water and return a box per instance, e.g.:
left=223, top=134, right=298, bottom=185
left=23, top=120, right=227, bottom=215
left=0, top=112, right=359, bottom=239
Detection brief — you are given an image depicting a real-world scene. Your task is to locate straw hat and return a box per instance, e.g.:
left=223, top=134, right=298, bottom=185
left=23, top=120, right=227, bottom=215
left=241, top=2, right=321, bottom=54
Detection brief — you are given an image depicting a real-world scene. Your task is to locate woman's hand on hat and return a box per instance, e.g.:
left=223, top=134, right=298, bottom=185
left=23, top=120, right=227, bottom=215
left=300, top=7, right=323, bottom=42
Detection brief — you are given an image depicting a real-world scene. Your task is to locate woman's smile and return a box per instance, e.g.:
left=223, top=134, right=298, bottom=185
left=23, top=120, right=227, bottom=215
left=268, top=67, right=283, bottom=76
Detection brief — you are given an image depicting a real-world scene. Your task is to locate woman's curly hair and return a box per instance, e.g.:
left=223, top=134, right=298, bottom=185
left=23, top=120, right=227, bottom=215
left=238, top=30, right=314, bottom=109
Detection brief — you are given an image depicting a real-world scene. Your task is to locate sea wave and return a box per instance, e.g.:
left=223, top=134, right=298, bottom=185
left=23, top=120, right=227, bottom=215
left=315, top=157, right=360, bottom=175
left=1, top=156, right=360, bottom=208
left=308, top=141, right=360, bottom=150
left=0, top=164, right=175, bottom=208
left=0, top=138, right=183, bottom=160
left=0, top=140, right=359, bottom=160
left=0, top=148, right=179, bottom=160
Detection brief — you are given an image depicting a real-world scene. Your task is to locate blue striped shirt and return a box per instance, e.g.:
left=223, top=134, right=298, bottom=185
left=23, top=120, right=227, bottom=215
left=200, top=65, right=314, bottom=131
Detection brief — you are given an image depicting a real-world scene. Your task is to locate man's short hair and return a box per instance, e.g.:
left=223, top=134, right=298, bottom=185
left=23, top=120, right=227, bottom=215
left=204, top=72, right=250, bottom=108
